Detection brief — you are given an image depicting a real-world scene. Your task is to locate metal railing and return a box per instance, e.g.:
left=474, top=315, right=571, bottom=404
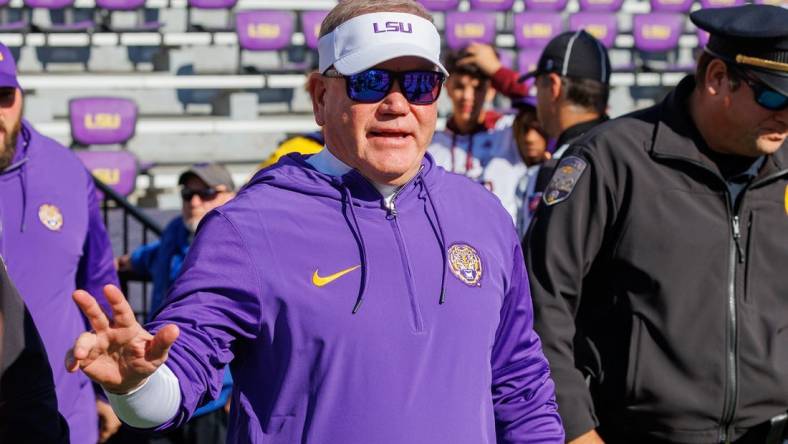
left=94, top=177, right=163, bottom=322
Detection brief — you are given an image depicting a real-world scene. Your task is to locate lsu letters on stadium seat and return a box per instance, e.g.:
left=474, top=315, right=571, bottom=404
left=445, top=11, right=496, bottom=50
left=513, top=12, right=563, bottom=50
left=632, top=12, right=686, bottom=71
left=569, top=12, right=618, bottom=48
left=235, top=10, right=299, bottom=73
left=69, top=97, right=140, bottom=198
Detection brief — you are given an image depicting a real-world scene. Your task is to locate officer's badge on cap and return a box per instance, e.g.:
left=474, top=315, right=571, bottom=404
left=38, top=204, right=63, bottom=231
left=318, top=12, right=448, bottom=76
left=448, top=243, right=483, bottom=287
left=691, top=4, right=788, bottom=96
left=0, top=43, right=20, bottom=90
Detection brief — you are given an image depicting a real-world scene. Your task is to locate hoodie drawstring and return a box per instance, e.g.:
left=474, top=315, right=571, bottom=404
left=420, top=177, right=448, bottom=305
left=20, top=162, right=27, bottom=232
left=337, top=182, right=369, bottom=314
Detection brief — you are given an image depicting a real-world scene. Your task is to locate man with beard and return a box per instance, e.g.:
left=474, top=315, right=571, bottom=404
left=0, top=42, right=119, bottom=443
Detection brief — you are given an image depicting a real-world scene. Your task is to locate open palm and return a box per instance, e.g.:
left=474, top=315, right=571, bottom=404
left=66, top=285, right=179, bottom=394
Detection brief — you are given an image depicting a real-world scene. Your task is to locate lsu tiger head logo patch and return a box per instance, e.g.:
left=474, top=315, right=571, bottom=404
left=38, top=204, right=63, bottom=231
left=448, top=243, right=483, bottom=286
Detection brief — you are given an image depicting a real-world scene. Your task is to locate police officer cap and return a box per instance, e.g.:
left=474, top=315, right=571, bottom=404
left=691, top=4, right=788, bottom=95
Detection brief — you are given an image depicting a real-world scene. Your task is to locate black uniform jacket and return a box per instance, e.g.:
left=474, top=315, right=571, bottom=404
left=525, top=76, right=788, bottom=443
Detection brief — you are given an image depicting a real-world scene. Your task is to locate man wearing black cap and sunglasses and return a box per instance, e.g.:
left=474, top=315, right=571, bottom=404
left=525, top=4, right=788, bottom=444
left=518, top=29, right=611, bottom=233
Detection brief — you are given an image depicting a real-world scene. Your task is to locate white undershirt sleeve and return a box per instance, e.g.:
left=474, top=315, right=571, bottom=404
left=104, top=363, right=182, bottom=429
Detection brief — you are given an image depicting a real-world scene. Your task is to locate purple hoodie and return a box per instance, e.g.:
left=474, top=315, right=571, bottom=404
left=0, top=120, right=118, bottom=444
left=147, top=153, right=563, bottom=443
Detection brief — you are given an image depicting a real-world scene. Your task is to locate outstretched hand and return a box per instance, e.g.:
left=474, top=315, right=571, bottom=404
left=65, top=285, right=179, bottom=394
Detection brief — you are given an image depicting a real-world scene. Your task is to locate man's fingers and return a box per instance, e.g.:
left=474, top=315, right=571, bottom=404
left=65, top=331, right=98, bottom=372
left=73, top=331, right=99, bottom=360
left=73, top=290, right=110, bottom=332
left=103, top=284, right=138, bottom=328
left=145, top=324, right=180, bottom=363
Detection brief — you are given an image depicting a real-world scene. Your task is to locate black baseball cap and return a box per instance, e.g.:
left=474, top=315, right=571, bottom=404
left=519, top=30, right=611, bottom=85
left=691, top=4, right=788, bottom=96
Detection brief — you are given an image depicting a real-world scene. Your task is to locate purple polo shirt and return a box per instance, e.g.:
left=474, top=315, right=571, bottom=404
left=0, top=120, right=118, bottom=444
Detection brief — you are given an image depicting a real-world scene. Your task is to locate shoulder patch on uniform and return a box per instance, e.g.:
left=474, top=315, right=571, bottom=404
left=543, top=156, right=587, bottom=206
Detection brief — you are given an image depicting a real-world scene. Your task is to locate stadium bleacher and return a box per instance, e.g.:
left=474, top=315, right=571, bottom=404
left=0, top=0, right=785, bottom=209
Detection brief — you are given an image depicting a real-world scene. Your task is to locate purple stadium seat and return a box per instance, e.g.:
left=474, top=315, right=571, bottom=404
left=75, top=150, right=138, bottom=198
left=96, top=0, right=162, bottom=32
left=0, top=0, right=27, bottom=32
left=513, top=12, right=563, bottom=49
left=24, top=0, right=94, bottom=32
left=697, top=28, right=709, bottom=48
left=469, top=0, right=516, bottom=11
left=301, top=10, right=328, bottom=51
left=417, top=0, right=460, bottom=11
left=698, top=0, right=746, bottom=7
left=633, top=13, right=683, bottom=53
left=445, top=12, right=496, bottom=50
left=188, top=0, right=237, bottom=9
left=498, top=50, right=514, bottom=70
left=649, top=0, right=694, bottom=13
left=569, top=12, right=618, bottom=48
left=577, top=0, right=624, bottom=12
left=69, top=97, right=137, bottom=147
left=186, top=0, right=237, bottom=32
left=70, top=97, right=139, bottom=197
left=522, top=0, right=569, bottom=12
left=236, top=10, right=293, bottom=52
left=518, top=48, right=541, bottom=73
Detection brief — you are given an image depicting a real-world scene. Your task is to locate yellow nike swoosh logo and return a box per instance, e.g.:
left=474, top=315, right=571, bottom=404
left=312, top=265, right=360, bottom=287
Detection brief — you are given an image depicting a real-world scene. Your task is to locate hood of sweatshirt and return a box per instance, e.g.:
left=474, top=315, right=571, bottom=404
left=245, top=152, right=449, bottom=313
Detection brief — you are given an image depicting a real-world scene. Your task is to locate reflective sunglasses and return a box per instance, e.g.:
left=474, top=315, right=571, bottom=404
left=180, top=187, right=219, bottom=201
left=323, top=68, right=445, bottom=105
left=729, top=65, right=788, bottom=111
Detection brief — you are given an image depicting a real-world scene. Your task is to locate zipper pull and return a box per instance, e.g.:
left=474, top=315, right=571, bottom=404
left=387, top=200, right=398, bottom=218
left=732, top=216, right=744, bottom=264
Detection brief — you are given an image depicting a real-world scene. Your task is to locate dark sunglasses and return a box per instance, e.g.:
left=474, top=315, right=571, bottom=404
left=180, top=187, right=219, bottom=201
left=323, top=68, right=445, bottom=105
left=728, top=65, right=788, bottom=111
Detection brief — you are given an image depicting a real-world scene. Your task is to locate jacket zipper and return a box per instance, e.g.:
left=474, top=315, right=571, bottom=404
left=386, top=182, right=425, bottom=333
left=720, top=199, right=739, bottom=444
left=650, top=153, right=744, bottom=443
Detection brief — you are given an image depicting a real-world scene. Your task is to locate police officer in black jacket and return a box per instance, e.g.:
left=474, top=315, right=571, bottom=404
left=525, top=5, right=788, bottom=444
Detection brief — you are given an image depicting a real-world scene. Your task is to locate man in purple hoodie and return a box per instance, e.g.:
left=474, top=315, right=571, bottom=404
left=66, top=1, right=564, bottom=442
left=0, top=43, right=119, bottom=442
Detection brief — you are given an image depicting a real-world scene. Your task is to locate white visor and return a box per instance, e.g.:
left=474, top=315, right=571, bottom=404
left=318, top=12, right=448, bottom=76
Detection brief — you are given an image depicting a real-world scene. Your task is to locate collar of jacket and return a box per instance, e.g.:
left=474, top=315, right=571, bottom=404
left=445, top=110, right=502, bottom=135
left=651, top=75, right=788, bottom=181
left=555, top=115, right=608, bottom=148
left=256, top=151, right=442, bottom=211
